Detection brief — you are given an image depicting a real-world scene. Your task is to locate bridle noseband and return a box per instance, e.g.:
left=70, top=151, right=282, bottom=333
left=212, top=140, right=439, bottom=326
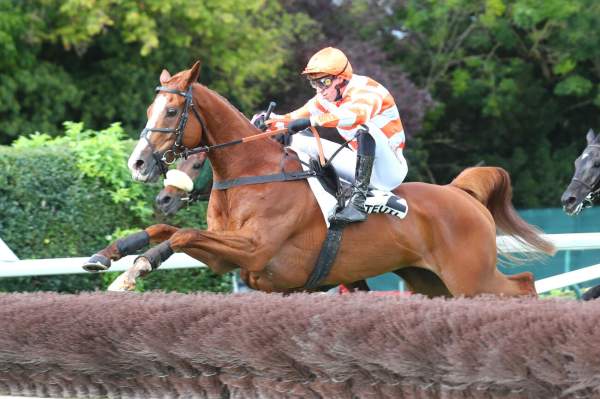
left=140, top=85, right=208, bottom=173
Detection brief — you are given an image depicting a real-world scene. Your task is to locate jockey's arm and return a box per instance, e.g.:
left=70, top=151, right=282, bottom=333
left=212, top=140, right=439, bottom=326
left=312, top=92, right=382, bottom=130
left=267, top=99, right=314, bottom=130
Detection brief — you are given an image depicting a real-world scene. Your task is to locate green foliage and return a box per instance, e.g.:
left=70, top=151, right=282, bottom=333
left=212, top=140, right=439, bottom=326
left=13, top=121, right=152, bottom=220
left=0, top=0, right=315, bottom=143
left=539, top=288, right=577, bottom=300
left=0, top=122, right=227, bottom=293
left=2, top=0, right=600, bottom=212
left=554, top=75, right=593, bottom=97
left=385, top=0, right=600, bottom=205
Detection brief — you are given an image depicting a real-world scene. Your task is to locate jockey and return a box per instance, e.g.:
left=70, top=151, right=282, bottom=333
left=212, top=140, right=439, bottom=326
left=255, top=47, right=408, bottom=223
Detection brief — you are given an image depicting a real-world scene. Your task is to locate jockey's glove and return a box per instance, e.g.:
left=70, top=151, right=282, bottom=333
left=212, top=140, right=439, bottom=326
left=287, top=118, right=311, bottom=134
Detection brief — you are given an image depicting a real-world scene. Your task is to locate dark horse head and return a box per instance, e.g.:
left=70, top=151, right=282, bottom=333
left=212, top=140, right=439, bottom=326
left=155, top=152, right=213, bottom=215
left=561, top=129, right=600, bottom=215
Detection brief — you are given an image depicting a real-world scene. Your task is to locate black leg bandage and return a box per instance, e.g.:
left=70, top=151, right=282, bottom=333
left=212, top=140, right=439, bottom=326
left=135, top=241, right=174, bottom=270
left=116, top=231, right=150, bottom=256
left=356, top=128, right=376, bottom=156
left=582, top=285, right=600, bottom=301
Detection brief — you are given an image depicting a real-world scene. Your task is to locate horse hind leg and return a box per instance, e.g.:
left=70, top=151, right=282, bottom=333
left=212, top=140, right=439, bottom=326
left=506, top=271, right=536, bottom=296
left=472, top=269, right=536, bottom=297
left=437, top=251, right=537, bottom=297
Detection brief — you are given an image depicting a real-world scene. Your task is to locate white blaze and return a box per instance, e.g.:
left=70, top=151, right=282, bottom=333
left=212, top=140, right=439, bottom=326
left=128, top=94, right=169, bottom=177
left=144, top=94, right=169, bottom=138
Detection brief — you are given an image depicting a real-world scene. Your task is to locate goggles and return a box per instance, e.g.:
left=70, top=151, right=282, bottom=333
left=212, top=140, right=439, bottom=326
left=308, top=76, right=334, bottom=90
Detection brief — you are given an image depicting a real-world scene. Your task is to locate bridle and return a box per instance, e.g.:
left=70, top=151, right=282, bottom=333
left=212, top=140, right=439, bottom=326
left=137, top=82, right=326, bottom=192
left=139, top=84, right=290, bottom=171
left=140, top=85, right=208, bottom=174
left=571, top=144, right=600, bottom=206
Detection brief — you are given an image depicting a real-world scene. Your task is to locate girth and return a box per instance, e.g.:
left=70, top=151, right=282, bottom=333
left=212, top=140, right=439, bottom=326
left=304, top=221, right=346, bottom=290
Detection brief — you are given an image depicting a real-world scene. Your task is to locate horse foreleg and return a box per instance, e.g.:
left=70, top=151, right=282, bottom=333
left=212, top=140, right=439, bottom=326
left=107, top=241, right=174, bottom=291
left=167, top=228, right=266, bottom=271
left=110, top=231, right=247, bottom=292
left=82, top=224, right=180, bottom=272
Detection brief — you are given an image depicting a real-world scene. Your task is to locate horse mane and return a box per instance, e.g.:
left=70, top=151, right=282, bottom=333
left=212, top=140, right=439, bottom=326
left=165, top=69, right=258, bottom=135
left=194, top=83, right=258, bottom=131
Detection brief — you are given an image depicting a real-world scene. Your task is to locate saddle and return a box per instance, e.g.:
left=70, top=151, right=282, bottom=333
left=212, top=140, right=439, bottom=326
left=308, top=158, right=408, bottom=220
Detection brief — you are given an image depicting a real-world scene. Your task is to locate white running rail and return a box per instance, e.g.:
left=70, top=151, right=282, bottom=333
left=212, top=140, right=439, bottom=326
left=0, top=253, right=205, bottom=277
left=1, top=234, right=600, bottom=293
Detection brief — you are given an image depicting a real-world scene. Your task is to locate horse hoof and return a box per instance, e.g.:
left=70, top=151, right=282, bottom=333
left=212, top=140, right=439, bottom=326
left=107, top=272, right=136, bottom=292
left=82, top=254, right=111, bottom=272
left=581, top=285, right=600, bottom=301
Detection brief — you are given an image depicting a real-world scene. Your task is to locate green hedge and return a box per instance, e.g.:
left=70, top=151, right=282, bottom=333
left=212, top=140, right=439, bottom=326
left=0, top=123, right=230, bottom=293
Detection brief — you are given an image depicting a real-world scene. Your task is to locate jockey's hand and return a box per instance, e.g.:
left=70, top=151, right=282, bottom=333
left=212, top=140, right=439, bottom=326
left=273, top=133, right=292, bottom=146
left=287, top=118, right=311, bottom=134
left=251, top=112, right=267, bottom=131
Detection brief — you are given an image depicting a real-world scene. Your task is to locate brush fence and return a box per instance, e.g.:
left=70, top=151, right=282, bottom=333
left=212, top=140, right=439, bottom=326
left=0, top=292, right=599, bottom=399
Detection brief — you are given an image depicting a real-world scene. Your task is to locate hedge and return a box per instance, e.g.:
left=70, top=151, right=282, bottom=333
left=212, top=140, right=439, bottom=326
left=0, top=123, right=230, bottom=293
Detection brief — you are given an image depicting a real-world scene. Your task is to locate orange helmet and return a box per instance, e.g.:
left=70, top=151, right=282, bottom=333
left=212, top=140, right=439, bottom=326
left=301, top=47, right=353, bottom=80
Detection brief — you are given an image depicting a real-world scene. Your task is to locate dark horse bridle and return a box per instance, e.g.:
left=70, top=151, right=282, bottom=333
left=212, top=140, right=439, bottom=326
left=571, top=143, right=600, bottom=207
left=140, top=85, right=208, bottom=175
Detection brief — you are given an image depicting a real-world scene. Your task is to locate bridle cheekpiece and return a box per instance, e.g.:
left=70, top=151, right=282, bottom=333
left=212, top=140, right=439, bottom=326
left=140, top=85, right=208, bottom=170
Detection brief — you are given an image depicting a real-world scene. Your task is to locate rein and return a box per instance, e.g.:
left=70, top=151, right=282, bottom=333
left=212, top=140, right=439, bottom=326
left=145, top=82, right=343, bottom=191
left=183, top=126, right=289, bottom=158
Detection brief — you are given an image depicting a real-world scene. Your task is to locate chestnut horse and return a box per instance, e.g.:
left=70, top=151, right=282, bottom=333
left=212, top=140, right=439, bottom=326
left=84, top=61, right=555, bottom=296
left=155, top=152, right=212, bottom=215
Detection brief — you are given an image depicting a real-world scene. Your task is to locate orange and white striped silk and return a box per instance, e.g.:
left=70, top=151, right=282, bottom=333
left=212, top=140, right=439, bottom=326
left=269, top=74, right=405, bottom=151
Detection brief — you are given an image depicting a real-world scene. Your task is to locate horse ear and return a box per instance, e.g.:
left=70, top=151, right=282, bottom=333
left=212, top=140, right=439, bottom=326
left=160, top=69, right=171, bottom=84
left=187, top=61, right=201, bottom=86
left=586, top=128, right=596, bottom=144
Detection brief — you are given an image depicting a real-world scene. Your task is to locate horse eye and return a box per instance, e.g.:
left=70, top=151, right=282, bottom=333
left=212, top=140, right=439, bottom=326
left=594, top=161, right=600, bottom=168
left=192, top=163, right=202, bottom=169
left=166, top=108, right=178, bottom=117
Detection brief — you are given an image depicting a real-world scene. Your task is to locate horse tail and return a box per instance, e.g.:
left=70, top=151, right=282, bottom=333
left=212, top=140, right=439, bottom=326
left=450, top=167, right=556, bottom=259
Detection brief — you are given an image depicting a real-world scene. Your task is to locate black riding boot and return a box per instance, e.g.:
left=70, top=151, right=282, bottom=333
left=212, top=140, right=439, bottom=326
left=333, top=129, right=375, bottom=224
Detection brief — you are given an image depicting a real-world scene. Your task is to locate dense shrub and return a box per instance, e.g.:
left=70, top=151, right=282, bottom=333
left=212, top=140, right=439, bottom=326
left=0, top=123, right=230, bottom=293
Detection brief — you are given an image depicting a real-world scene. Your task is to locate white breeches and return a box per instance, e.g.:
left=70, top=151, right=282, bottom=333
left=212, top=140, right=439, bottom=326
left=290, top=125, right=408, bottom=192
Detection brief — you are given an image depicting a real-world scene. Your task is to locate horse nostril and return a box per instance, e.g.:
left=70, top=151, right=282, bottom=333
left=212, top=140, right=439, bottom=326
left=158, top=195, right=172, bottom=206
left=134, top=159, right=145, bottom=170
left=562, top=196, right=576, bottom=206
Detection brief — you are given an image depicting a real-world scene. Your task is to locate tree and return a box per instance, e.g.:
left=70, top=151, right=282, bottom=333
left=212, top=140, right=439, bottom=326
left=0, top=0, right=315, bottom=143
left=376, top=0, right=600, bottom=206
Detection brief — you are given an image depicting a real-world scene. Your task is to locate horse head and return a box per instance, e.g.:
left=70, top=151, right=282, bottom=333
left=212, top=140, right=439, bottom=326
left=128, top=62, right=205, bottom=182
left=561, top=129, right=600, bottom=215
left=155, top=152, right=213, bottom=215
